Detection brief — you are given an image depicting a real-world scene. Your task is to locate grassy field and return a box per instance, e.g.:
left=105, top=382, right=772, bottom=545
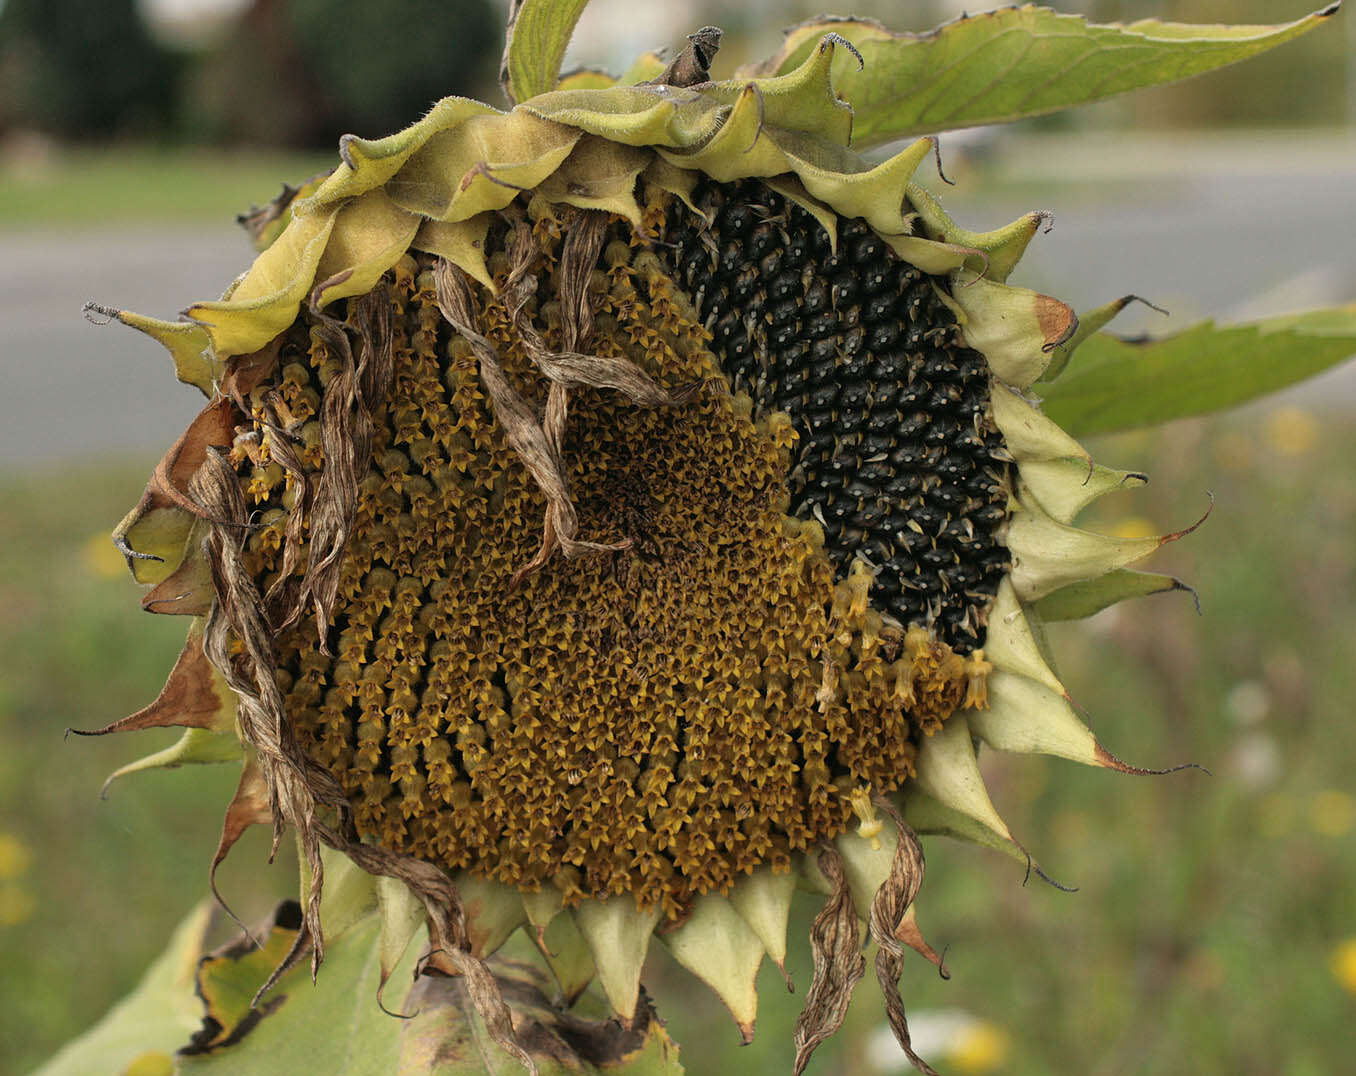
left=0, top=145, right=335, bottom=228
left=2, top=402, right=1354, bottom=1075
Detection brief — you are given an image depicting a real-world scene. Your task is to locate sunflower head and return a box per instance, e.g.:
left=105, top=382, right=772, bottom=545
left=82, top=10, right=1303, bottom=1074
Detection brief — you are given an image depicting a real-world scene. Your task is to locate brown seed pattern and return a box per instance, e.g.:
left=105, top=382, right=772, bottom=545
left=231, top=192, right=985, bottom=919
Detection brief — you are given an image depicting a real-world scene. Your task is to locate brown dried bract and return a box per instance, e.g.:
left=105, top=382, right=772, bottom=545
left=793, top=846, right=865, bottom=1076
left=869, top=800, right=939, bottom=1076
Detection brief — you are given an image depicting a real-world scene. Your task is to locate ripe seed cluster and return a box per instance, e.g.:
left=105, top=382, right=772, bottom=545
left=662, top=179, right=1011, bottom=651
left=228, top=188, right=994, bottom=917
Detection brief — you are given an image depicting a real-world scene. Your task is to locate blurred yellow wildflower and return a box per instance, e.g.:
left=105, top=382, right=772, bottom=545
left=0, top=832, right=32, bottom=879
left=1330, top=938, right=1356, bottom=997
left=1109, top=516, right=1161, bottom=541
left=949, top=1019, right=1012, bottom=1074
left=82, top=530, right=128, bottom=580
left=1263, top=406, right=1319, bottom=458
left=1308, top=789, right=1356, bottom=838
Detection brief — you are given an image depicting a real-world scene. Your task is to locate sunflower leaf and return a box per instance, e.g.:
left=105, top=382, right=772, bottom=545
left=38, top=896, right=682, bottom=1076
left=503, top=0, right=592, bottom=104
left=744, top=5, right=1341, bottom=150
left=1037, top=305, right=1356, bottom=437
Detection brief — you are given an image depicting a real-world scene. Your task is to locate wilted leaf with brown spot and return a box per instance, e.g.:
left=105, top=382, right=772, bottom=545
left=182, top=902, right=303, bottom=1056
left=399, top=957, right=683, bottom=1075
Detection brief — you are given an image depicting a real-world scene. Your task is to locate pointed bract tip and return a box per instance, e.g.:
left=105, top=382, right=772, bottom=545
left=954, top=249, right=991, bottom=288
left=1117, top=294, right=1170, bottom=318
left=1177, top=578, right=1204, bottom=615
left=896, top=913, right=948, bottom=979
left=1319, top=3, right=1340, bottom=17
left=1162, top=492, right=1214, bottom=545
left=374, top=990, right=418, bottom=1020
left=82, top=301, right=120, bottom=326
left=929, top=136, right=955, bottom=186
left=1013, top=839, right=1078, bottom=892
left=1093, top=742, right=1212, bottom=778
left=113, top=531, right=164, bottom=565
left=820, top=32, right=864, bottom=70
left=1026, top=859, right=1079, bottom=893
left=338, top=133, right=359, bottom=171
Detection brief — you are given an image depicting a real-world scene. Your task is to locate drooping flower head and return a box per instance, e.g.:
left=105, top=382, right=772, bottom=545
left=82, top=6, right=1342, bottom=1072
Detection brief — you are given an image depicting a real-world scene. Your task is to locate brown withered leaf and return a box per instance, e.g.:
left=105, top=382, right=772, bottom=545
left=67, top=622, right=228, bottom=737
left=147, top=397, right=241, bottom=521
left=792, top=846, right=865, bottom=1076
left=113, top=396, right=240, bottom=574
left=209, top=753, right=274, bottom=913
left=869, top=802, right=939, bottom=1076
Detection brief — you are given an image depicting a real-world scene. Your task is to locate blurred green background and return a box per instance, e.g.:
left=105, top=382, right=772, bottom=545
left=1, top=1, right=1354, bottom=1074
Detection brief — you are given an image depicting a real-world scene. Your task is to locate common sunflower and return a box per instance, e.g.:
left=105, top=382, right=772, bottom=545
left=80, top=6, right=1340, bottom=1074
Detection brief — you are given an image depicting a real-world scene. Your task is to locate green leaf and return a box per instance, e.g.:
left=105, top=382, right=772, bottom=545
left=503, top=0, right=592, bottom=104
left=1037, top=305, right=1356, bottom=437
left=39, top=897, right=682, bottom=1076
left=33, top=903, right=213, bottom=1076
left=185, top=921, right=684, bottom=1075
left=746, top=5, right=1341, bottom=150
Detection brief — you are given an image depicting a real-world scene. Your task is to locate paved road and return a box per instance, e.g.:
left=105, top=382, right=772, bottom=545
left=3, top=134, right=1354, bottom=469
left=941, top=132, right=1356, bottom=333
left=2, top=225, right=249, bottom=468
